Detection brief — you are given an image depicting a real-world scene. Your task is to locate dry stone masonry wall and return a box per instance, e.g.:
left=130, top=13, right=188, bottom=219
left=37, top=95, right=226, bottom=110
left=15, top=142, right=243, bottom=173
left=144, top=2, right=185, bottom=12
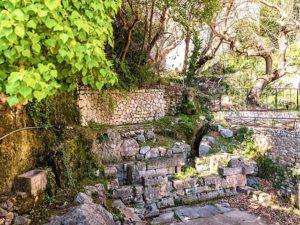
left=253, top=128, right=300, bottom=168
left=78, top=86, right=184, bottom=126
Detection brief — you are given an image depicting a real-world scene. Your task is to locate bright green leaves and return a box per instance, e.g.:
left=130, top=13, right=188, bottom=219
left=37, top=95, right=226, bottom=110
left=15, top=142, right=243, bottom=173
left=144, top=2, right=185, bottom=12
left=15, top=23, right=25, bottom=38
left=0, top=0, right=120, bottom=106
left=45, top=0, right=61, bottom=11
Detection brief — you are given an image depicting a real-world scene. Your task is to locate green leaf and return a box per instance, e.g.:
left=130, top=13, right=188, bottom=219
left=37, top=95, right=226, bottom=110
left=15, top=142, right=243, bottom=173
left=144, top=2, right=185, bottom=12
left=27, top=20, right=37, bottom=29
left=32, top=43, right=41, bottom=53
left=22, top=49, right=31, bottom=57
left=45, top=0, right=61, bottom=11
left=7, top=96, right=20, bottom=106
left=59, top=33, right=69, bottom=43
left=19, top=85, right=32, bottom=98
left=15, top=23, right=25, bottom=38
left=33, top=91, right=46, bottom=101
left=13, top=9, right=25, bottom=21
left=45, top=18, right=57, bottom=29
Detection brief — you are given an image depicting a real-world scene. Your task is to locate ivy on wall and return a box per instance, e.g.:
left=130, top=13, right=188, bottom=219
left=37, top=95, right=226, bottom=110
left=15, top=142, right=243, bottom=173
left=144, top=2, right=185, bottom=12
left=0, top=0, right=121, bottom=106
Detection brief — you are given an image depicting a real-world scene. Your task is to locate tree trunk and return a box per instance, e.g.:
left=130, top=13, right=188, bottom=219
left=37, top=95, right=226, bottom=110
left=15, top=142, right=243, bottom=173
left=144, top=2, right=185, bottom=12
left=247, top=30, right=289, bottom=105
left=183, top=29, right=191, bottom=73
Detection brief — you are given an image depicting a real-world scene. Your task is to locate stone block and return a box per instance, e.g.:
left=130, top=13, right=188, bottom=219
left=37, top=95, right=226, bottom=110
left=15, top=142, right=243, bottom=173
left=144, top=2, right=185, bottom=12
left=14, top=169, right=47, bottom=197
left=127, top=165, right=141, bottom=184
left=144, top=187, right=161, bottom=202
left=157, top=197, right=175, bottom=208
left=226, top=174, right=247, bottom=188
left=104, top=166, right=118, bottom=178
left=143, top=175, right=168, bottom=187
left=198, top=189, right=225, bottom=201
left=147, top=157, right=186, bottom=170
left=145, top=203, right=159, bottom=218
left=150, top=212, right=175, bottom=225
left=218, top=167, right=243, bottom=176
left=173, top=178, right=197, bottom=190
left=113, top=186, right=133, bottom=204
left=145, top=148, right=160, bottom=159
left=203, top=175, right=222, bottom=190
left=242, top=164, right=258, bottom=175
left=227, top=157, right=245, bottom=168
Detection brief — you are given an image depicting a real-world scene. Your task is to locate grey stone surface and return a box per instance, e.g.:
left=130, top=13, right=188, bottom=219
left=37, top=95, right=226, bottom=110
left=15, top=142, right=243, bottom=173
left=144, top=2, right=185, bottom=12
left=218, top=125, right=233, bottom=138
left=145, top=203, right=159, bottom=218
left=14, top=215, right=31, bottom=225
left=150, top=212, right=176, bottom=225
left=175, top=205, right=220, bottom=221
left=227, top=157, right=245, bottom=168
left=145, top=130, right=156, bottom=141
left=136, top=134, right=146, bottom=143
left=75, top=192, right=93, bottom=204
left=14, top=169, right=47, bottom=197
left=183, top=208, right=269, bottom=225
left=46, top=203, right=115, bottom=225
left=140, top=146, right=151, bottom=155
left=112, top=200, right=145, bottom=225
left=145, top=148, right=160, bottom=159
left=120, top=139, right=140, bottom=157
left=218, top=167, right=243, bottom=176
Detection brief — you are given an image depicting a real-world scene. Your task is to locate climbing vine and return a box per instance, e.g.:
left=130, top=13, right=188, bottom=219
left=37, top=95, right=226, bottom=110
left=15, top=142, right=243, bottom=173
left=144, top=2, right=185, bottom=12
left=0, top=0, right=121, bottom=106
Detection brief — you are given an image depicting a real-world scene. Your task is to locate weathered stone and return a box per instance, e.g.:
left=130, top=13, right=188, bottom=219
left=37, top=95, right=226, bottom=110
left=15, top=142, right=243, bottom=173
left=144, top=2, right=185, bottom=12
left=173, top=179, right=197, bottom=190
left=226, top=174, right=247, bottom=188
left=112, top=200, right=145, bottom=225
left=147, top=157, right=186, bottom=170
left=218, top=125, right=233, bottom=138
left=145, top=203, right=159, bottom=218
left=175, top=205, right=220, bottom=221
left=14, top=215, right=31, bottom=225
left=120, top=139, right=139, bottom=157
left=157, top=197, right=175, bottom=208
left=113, top=186, right=133, bottom=204
left=14, top=169, right=47, bottom=197
left=143, top=175, right=168, bottom=187
left=140, top=146, right=151, bottom=155
left=127, top=164, right=141, bottom=184
left=107, top=179, right=119, bottom=191
left=150, top=212, right=175, bottom=225
left=242, top=164, right=258, bottom=175
left=145, top=148, right=160, bottom=159
left=145, top=130, right=156, bottom=141
left=144, top=187, right=160, bottom=202
left=224, top=188, right=238, bottom=196
left=218, top=167, right=243, bottom=176
left=227, top=157, right=245, bottom=168
left=75, top=192, right=93, bottom=204
left=85, top=184, right=106, bottom=205
left=0, top=208, right=14, bottom=225
left=198, top=190, right=225, bottom=201
left=199, top=144, right=210, bottom=157
left=104, top=166, right=117, bottom=178
left=247, top=176, right=260, bottom=188
left=136, top=134, right=146, bottom=143
left=46, top=203, right=115, bottom=225
left=204, top=176, right=222, bottom=190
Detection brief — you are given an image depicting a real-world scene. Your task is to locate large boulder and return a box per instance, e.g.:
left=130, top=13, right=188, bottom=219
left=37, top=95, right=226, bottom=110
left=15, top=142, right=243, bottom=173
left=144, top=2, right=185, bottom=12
left=92, top=129, right=124, bottom=164
left=46, top=203, right=115, bottom=225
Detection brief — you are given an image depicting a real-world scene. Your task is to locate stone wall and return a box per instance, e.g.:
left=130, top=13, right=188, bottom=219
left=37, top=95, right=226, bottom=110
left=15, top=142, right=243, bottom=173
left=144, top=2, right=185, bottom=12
left=214, top=110, right=300, bottom=120
left=253, top=128, right=300, bottom=168
left=78, top=86, right=184, bottom=126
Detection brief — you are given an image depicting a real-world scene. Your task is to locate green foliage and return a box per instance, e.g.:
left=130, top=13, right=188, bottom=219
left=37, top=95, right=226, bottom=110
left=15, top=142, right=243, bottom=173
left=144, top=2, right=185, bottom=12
left=216, top=127, right=256, bottom=155
left=112, top=57, right=158, bottom=90
left=186, top=35, right=202, bottom=84
left=27, top=98, right=51, bottom=128
left=0, top=0, right=120, bottom=106
left=175, top=166, right=199, bottom=180
left=257, top=156, right=299, bottom=189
